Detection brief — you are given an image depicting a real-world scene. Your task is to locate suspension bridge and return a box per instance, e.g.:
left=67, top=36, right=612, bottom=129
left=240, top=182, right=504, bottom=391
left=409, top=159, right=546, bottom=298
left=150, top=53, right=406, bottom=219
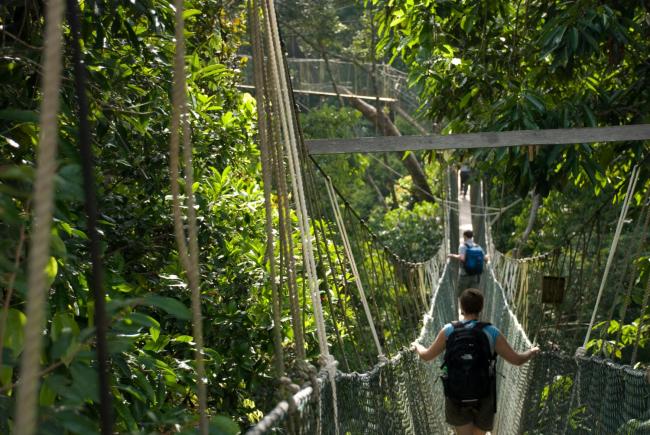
left=8, top=0, right=650, bottom=433
left=245, top=0, right=650, bottom=433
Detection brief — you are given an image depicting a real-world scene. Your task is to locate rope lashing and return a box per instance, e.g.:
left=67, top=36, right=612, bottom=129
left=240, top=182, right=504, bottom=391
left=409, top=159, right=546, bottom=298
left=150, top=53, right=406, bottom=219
left=581, top=164, right=640, bottom=350
left=14, top=0, right=65, bottom=433
left=168, top=0, right=208, bottom=431
left=325, top=176, right=385, bottom=359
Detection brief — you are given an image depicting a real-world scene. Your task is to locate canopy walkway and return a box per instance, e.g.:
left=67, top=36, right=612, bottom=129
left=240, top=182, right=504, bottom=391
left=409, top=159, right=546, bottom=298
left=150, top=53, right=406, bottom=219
left=245, top=1, right=650, bottom=433
left=247, top=188, right=650, bottom=434
left=8, top=0, right=649, bottom=433
left=239, top=56, right=420, bottom=110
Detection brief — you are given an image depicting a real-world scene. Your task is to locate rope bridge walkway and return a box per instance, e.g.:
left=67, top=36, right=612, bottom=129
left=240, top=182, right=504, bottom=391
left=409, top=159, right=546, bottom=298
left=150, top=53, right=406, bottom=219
left=243, top=0, right=650, bottom=432
left=12, top=0, right=648, bottom=433
left=249, top=224, right=650, bottom=434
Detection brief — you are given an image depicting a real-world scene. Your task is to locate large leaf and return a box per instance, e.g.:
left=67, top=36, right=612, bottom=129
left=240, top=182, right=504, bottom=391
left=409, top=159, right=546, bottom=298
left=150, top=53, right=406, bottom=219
left=142, top=294, right=192, bottom=320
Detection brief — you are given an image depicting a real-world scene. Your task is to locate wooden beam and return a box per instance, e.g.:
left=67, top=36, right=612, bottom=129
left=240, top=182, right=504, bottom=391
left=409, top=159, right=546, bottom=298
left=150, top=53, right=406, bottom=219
left=237, top=84, right=397, bottom=103
left=306, top=124, right=650, bottom=155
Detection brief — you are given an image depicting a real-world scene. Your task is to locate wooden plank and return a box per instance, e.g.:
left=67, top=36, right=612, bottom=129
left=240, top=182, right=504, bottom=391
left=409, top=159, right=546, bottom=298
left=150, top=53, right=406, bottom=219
left=237, top=84, right=397, bottom=103
left=306, top=124, right=650, bottom=155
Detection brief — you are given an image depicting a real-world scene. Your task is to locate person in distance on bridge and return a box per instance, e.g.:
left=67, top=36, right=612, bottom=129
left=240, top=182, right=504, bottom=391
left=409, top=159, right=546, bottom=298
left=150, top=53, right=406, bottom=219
left=413, top=288, right=539, bottom=435
left=460, top=164, right=471, bottom=198
left=448, top=230, right=488, bottom=297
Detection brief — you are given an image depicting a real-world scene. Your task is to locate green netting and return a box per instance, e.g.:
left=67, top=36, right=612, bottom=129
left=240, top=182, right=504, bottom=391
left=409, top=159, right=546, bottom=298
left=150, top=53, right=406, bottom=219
left=249, top=256, right=650, bottom=435
left=248, top=258, right=456, bottom=434
left=520, top=352, right=650, bottom=434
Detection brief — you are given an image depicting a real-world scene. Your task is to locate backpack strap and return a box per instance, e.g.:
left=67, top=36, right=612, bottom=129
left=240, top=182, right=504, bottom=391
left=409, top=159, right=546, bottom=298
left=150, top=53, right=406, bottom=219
left=474, top=322, right=497, bottom=359
left=442, top=321, right=466, bottom=368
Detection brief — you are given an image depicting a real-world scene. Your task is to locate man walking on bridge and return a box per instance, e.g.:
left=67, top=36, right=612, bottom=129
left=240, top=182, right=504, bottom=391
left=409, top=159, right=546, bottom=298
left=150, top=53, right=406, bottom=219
left=413, top=288, right=539, bottom=435
left=448, top=230, right=487, bottom=297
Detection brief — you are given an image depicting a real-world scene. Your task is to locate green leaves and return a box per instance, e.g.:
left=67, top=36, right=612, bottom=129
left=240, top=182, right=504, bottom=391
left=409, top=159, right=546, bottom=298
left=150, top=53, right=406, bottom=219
left=143, top=294, right=192, bottom=320
left=209, top=415, right=240, bottom=435
left=0, top=109, right=39, bottom=123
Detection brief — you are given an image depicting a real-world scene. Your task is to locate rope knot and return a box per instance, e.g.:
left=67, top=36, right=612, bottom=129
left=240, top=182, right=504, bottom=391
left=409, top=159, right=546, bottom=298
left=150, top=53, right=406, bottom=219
left=295, top=359, right=317, bottom=380
left=319, top=354, right=338, bottom=372
left=278, top=376, right=300, bottom=395
left=278, top=376, right=300, bottom=414
left=377, top=353, right=389, bottom=364
left=574, top=346, right=587, bottom=360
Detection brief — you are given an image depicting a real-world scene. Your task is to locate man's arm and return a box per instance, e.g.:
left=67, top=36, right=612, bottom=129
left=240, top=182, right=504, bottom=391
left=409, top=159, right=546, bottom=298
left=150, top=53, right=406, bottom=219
left=447, top=253, right=466, bottom=262
left=494, top=335, right=539, bottom=366
left=414, top=329, right=446, bottom=361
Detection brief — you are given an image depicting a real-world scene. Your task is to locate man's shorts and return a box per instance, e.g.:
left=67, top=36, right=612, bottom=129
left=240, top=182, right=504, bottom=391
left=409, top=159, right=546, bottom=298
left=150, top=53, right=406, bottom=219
left=457, top=274, right=481, bottom=297
left=445, top=394, right=495, bottom=431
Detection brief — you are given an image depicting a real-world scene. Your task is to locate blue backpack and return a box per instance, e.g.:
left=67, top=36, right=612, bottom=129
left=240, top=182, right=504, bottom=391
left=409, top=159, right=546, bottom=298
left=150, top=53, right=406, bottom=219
left=463, top=244, right=484, bottom=275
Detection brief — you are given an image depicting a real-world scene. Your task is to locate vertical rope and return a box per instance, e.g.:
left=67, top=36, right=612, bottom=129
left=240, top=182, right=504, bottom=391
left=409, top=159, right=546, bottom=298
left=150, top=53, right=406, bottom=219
left=249, top=0, right=285, bottom=377
left=14, top=0, right=65, bottom=432
left=582, top=165, right=640, bottom=349
left=65, top=0, right=112, bottom=431
left=325, top=178, right=384, bottom=358
left=262, top=1, right=339, bottom=431
left=168, top=0, right=207, bottom=431
left=612, top=192, right=650, bottom=347
left=260, top=1, right=306, bottom=361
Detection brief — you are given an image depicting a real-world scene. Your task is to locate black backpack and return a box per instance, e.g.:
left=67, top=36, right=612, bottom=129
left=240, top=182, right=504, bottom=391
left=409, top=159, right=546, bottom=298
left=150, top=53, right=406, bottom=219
left=463, top=244, right=484, bottom=275
left=441, top=321, right=496, bottom=405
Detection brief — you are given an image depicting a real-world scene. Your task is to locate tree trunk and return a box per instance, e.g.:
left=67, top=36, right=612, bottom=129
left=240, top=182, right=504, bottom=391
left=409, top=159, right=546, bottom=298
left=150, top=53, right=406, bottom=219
left=348, top=96, right=434, bottom=204
left=515, top=191, right=541, bottom=257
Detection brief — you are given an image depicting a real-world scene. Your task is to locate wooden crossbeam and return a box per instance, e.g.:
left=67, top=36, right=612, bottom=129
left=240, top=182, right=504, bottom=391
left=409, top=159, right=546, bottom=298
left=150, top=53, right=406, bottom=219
left=237, top=84, right=397, bottom=103
left=306, top=124, right=650, bottom=155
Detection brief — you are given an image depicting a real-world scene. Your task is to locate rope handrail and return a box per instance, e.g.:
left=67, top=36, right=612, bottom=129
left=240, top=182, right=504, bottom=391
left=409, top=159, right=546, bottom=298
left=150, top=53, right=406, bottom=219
left=310, top=156, right=440, bottom=267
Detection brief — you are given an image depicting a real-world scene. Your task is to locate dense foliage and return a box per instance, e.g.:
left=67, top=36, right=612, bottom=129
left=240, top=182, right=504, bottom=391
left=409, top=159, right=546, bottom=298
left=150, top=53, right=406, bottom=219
left=373, top=0, right=650, bottom=362
left=0, top=0, right=279, bottom=432
left=1, top=0, right=648, bottom=432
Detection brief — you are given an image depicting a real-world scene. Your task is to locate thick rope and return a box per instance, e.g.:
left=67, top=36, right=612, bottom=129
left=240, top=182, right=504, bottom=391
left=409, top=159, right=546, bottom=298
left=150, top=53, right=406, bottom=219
left=325, top=176, right=385, bottom=359
left=262, top=0, right=339, bottom=431
left=249, top=0, right=285, bottom=377
left=259, top=0, right=306, bottom=361
left=582, top=165, right=640, bottom=349
left=65, top=0, right=112, bottom=431
left=264, top=0, right=327, bottom=356
left=14, top=0, right=65, bottom=432
left=168, top=0, right=208, bottom=431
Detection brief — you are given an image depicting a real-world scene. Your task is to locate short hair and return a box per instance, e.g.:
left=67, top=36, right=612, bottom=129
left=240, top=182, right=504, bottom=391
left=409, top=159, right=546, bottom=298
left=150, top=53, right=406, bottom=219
left=463, top=230, right=474, bottom=239
left=460, top=288, right=483, bottom=315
